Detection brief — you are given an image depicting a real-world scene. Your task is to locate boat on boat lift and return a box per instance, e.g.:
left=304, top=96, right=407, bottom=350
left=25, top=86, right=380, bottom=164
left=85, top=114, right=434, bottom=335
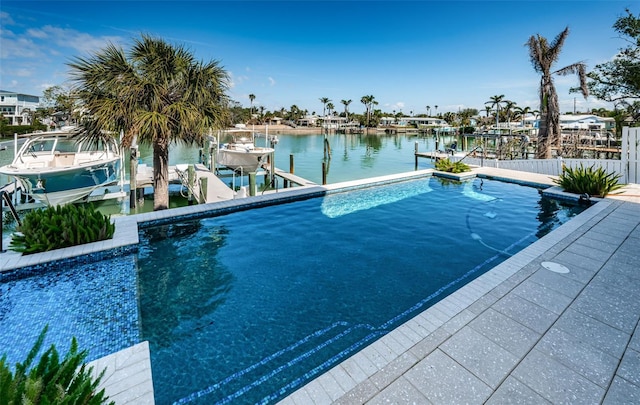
left=0, top=127, right=121, bottom=206
left=214, top=125, right=276, bottom=173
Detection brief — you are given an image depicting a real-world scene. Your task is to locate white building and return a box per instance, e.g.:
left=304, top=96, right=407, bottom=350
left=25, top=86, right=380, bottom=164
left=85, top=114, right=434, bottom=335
left=522, top=114, right=615, bottom=133
left=380, top=116, right=449, bottom=128
left=558, top=114, right=615, bottom=132
left=0, top=90, right=41, bottom=125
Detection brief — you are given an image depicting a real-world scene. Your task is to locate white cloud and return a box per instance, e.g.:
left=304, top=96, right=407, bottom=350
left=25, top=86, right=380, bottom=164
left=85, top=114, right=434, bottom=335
left=32, top=25, right=122, bottom=55
left=0, top=11, right=15, bottom=26
left=268, top=77, right=276, bottom=86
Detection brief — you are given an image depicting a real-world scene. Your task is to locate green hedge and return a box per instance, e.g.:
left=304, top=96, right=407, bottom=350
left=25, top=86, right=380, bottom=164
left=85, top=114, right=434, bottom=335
left=0, top=123, right=47, bottom=137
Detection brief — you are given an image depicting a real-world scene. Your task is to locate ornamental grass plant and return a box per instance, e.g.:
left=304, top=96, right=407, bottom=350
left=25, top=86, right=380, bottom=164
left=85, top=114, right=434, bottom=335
left=553, top=164, right=623, bottom=197
left=10, top=204, right=115, bottom=254
left=434, top=158, right=471, bottom=174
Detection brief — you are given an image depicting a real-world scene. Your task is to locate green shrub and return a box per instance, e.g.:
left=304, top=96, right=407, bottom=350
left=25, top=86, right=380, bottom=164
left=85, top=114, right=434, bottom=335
left=0, top=325, right=113, bottom=404
left=10, top=204, right=115, bottom=254
left=553, top=164, right=623, bottom=197
left=435, top=158, right=471, bottom=173
left=0, top=123, right=47, bottom=138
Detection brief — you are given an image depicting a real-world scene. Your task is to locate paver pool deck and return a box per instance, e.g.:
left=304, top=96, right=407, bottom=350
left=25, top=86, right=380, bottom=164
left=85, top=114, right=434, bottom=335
left=1, top=167, right=639, bottom=404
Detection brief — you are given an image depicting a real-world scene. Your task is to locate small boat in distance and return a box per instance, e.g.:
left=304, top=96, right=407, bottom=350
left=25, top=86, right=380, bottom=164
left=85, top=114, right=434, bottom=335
left=215, top=126, right=275, bottom=173
left=0, top=128, right=121, bottom=206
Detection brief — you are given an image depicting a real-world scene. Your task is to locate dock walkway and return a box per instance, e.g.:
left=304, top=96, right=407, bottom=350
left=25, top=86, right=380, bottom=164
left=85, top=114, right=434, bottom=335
left=273, top=168, right=318, bottom=187
left=135, top=163, right=234, bottom=203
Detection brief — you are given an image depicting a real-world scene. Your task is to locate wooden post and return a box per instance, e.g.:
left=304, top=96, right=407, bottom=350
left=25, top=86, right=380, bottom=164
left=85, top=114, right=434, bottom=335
left=322, top=162, right=327, bottom=185
left=187, top=164, right=195, bottom=205
left=199, top=177, right=208, bottom=204
left=129, top=146, right=138, bottom=209
left=414, top=141, right=419, bottom=170
left=249, top=172, right=256, bottom=196
left=214, top=145, right=218, bottom=173
left=289, top=154, right=294, bottom=174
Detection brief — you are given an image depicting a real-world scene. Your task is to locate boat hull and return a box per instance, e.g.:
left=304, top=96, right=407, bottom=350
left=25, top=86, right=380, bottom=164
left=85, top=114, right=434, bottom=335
left=0, top=158, right=121, bottom=206
left=216, top=147, right=274, bottom=173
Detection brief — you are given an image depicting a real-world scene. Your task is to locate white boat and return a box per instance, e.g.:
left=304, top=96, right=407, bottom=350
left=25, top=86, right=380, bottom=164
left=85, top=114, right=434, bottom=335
left=0, top=129, right=121, bottom=206
left=215, top=128, right=275, bottom=173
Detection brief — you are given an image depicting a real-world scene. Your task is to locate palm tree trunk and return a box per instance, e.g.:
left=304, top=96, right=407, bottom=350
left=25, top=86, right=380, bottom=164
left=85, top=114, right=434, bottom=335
left=153, top=139, right=170, bottom=210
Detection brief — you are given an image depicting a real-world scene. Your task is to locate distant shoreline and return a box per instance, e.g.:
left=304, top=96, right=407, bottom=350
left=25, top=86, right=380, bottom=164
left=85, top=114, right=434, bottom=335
left=237, top=125, right=321, bottom=135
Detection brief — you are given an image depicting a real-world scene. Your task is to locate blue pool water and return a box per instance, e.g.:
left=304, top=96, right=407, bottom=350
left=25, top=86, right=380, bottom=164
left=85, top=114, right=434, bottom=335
left=136, top=177, right=583, bottom=404
left=0, top=176, right=585, bottom=404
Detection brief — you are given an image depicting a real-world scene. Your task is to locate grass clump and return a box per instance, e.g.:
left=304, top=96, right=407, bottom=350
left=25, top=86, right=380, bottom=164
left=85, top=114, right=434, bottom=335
left=0, top=325, right=113, bottom=404
left=10, top=204, right=115, bottom=254
left=553, top=164, right=623, bottom=197
left=435, top=158, right=471, bottom=174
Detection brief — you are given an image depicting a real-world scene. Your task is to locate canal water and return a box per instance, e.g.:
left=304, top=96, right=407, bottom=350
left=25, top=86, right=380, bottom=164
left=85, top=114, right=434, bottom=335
left=0, top=131, right=459, bottom=216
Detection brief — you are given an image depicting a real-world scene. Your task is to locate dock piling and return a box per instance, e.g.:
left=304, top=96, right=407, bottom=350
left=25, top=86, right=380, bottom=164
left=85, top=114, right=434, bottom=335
left=129, top=146, right=138, bottom=209
left=249, top=172, right=256, bottom=196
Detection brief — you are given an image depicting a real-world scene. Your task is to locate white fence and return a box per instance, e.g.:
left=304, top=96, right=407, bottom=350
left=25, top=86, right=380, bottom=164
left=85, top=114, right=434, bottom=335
left=622, top=126, right=640, bottom=184
left=455, top=127, right=640, bottom=185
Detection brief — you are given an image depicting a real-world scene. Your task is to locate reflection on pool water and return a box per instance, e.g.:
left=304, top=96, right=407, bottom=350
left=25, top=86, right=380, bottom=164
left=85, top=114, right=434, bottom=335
left=0, top=176, right=586, bottom=404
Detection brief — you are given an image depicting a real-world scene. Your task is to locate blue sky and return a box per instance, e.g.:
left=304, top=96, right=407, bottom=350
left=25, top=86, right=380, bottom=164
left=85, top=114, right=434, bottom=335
left=0, top=1, right=635, bottom=116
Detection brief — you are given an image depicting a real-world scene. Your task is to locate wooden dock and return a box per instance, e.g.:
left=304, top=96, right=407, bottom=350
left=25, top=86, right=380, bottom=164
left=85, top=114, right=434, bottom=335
left=135, top=163, right=234, bottom=203
left=273, top=168, right=317, bottom=187
left=415, top=151, right=453, bottom=161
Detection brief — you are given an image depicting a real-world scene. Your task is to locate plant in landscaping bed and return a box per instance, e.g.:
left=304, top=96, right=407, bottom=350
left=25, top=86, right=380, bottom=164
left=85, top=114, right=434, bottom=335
left=553, top=164, right=623, bottom=197
left=0, top=325, right=113, bottom=404
left=435, top=158, right=471, bottom=174
left=9, top=204, right=115, bottom=254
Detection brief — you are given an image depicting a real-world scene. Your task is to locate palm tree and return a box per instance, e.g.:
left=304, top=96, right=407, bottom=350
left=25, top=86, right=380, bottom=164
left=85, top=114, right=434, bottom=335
left=319, top=97, right=330, bottom=117
left=513, top=106, right=532, bottom=129
left=68, top=34, right=229, bottom=210
left=360, top=95, right=376, bottom=127
left=485, top=94, right=506, bottom=133
left=341, top=99, right=352, bottom=121
left=426, top=105, right=431, bottom=116
left=503, top=100, right=517, bottom=131
left=434, top=105, right=438, bottom=116
left=249, top=93, right=256, bottom=121
left=526, top=27, right=588, bottom=158
left=326, top=102, right=334, bottom=115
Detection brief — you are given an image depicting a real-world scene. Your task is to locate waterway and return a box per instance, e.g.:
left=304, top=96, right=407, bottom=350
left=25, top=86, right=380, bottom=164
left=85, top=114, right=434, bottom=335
left=0, top=131, right=459, bottom=215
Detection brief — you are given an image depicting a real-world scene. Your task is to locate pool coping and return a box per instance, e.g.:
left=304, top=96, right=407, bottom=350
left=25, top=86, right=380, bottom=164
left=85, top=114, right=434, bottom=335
left=0, top=167, right=611, bottom=404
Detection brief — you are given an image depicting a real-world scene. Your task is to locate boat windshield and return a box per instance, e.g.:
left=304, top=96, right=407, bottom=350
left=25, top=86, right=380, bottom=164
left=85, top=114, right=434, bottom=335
left=28, top=139, right=59, bottom=154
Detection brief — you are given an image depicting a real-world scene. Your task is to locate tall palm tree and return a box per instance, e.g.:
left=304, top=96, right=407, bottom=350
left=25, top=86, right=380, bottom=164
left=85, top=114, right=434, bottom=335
left=526, top=27, right=588, bottom=158
left=485, top=94, right=506, bottom=133
left=360, top=95, right=376, bottom=127
left=341, top=99, right=352, bottom=121
left=503, top=100, right=517, bottom=131
left=434, top=105, right=438, bottom=116
left=426, top=105, right=431, bottom=116
left=68, top=34, right=229, bottom=210
left=319, top=97, right=330, bottom=117
left=249, top=93, right=256, bottom=120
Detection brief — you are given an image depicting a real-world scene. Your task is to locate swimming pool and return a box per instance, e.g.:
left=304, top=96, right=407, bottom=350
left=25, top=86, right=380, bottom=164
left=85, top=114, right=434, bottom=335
left=0, top=176, right=585, bottom=404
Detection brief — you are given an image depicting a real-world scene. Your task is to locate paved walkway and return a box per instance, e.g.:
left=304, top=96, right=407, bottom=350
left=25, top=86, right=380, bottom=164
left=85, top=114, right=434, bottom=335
left=280, top=183, right=640, bottom=404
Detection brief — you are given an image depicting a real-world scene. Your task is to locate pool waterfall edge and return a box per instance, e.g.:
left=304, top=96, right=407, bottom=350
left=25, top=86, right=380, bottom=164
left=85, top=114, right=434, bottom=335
left=0, top=167, right=594, bottom=405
